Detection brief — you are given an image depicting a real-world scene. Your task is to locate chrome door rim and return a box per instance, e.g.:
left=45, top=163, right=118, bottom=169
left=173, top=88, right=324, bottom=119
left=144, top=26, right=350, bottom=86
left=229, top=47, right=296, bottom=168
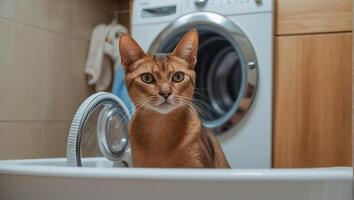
left=149, top=12, right=258, bottom=133
left=66, top=92, right=131, bottom=167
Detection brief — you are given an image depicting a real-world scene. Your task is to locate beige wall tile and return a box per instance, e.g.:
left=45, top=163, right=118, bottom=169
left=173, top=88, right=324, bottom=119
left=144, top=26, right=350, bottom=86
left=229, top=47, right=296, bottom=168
left=0, top=22, right=92, bottom=121
left=0, top=0, right=74, bottom=36
left=0, top=122, right=69, bottom=159
left=42, top=37, right=93, bottom=121
left=43, top=32, right=75, bottom=121
left=11, top=22, right=46, bottom=69
left=0, top=0, right=31, bottom=24
left=29, top=0, right=49, bottom=31
left=40, top=122, right=69, bottom=158
left=72, top=0, right=114, bottom=39
left=12, top=0, right=33, bottom=25
left=0, top=23, right=47, bottom=121
left=69, top=38, right=95, bottom=108
left=0, top=0, right=115, bottom=38
left=0, top=0, right=15, bottom=20
left=0, top=0, right=118, bottom=160
left=43, top=0, right=73, bottom=34
left=0, top=18, right=13, bottom=67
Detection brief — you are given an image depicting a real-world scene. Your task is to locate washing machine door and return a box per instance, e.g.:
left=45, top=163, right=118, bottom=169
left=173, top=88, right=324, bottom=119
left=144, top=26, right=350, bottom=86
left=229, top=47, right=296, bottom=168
left=149, top=12, right=258, bottom=134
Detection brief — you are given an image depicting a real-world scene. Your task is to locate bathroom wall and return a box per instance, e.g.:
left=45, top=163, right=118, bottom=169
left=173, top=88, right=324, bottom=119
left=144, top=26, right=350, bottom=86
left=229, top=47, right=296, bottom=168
left=0, top=0, right=118, bottom=159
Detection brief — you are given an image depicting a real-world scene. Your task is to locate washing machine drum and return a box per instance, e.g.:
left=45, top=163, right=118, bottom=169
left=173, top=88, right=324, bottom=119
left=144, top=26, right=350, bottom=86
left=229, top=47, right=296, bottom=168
left=149, top=12, right=258, bottom=134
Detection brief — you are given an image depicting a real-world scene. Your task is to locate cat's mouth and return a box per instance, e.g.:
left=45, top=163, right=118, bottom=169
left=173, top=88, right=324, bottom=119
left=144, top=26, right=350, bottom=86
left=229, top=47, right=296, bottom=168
left=153, top=99, right=175, bottom=114
left=159, top=102, right=169, bottom=106
left=156, top=101, right=173, bottom=109
left=156, top=100, right=171, bottom=106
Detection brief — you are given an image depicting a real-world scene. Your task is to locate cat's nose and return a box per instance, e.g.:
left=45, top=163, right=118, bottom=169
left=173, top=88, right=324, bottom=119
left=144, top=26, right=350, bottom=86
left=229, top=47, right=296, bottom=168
left=159, top=91, right=171, bottom=99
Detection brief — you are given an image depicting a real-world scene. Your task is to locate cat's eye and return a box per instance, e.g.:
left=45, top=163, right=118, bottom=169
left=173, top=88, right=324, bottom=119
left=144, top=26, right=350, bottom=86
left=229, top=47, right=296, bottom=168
left=172, top=72, right=185, bottom=83
left=141, top=73, right=155, bottom=84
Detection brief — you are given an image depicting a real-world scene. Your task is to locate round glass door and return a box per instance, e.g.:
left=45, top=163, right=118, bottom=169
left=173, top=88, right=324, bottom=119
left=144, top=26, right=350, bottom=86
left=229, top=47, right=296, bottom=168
left=149, top=12, right=258, bottom=134
left=66, top=92, right=131, bottom=167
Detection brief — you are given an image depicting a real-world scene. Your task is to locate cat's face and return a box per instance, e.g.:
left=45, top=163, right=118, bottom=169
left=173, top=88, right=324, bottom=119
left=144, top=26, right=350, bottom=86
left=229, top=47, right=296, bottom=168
left=119, top=29, right=199, bottom=114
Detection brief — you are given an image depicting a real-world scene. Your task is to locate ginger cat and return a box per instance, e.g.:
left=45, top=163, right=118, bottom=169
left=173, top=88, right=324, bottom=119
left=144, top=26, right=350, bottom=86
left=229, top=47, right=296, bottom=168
left=119, top=29, right=230, bottom=168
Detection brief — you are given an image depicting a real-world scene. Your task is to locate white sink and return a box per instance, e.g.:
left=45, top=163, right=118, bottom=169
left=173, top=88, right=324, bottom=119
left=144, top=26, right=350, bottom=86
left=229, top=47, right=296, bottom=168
left=0, top=158, right=352, bottom=200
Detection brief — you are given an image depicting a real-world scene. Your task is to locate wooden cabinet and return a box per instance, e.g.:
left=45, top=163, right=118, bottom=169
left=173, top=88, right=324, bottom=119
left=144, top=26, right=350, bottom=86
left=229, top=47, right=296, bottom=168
left=276, top=0, right=352, bottom=35
left=273, top=33, right=352, bottom=167
left=274, top=0, right=352, bottom=167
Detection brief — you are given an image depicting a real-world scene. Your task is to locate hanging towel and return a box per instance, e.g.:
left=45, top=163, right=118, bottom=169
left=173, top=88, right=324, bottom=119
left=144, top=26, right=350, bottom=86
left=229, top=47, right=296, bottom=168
left=104, top=24, right=127, bottom=66
left=85, top=24, right=109, bottom=90
left=85, top=24, right=128, bottom=91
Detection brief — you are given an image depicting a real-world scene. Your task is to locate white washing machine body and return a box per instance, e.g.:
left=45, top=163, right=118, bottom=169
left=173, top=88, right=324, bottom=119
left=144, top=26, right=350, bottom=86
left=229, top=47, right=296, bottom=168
left=131, top=0, right=273, bottom=168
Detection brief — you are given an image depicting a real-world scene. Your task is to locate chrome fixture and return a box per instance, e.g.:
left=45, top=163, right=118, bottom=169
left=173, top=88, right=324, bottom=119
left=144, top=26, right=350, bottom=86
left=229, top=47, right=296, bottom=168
left=66, top=92, right=131, bottom=167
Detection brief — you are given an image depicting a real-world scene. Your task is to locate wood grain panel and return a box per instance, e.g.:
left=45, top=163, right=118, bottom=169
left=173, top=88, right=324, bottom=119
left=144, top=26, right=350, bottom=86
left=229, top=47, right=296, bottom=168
left=273, top=33, right=352, bottom=167
left=276, top=0, right=352, bottom=35
left=352, top=13, right=354, bottom=168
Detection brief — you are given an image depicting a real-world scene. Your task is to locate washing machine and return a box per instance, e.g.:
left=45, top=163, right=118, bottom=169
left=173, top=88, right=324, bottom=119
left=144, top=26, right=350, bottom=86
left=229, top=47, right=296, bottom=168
left=131, top=0, right=273, bottom=168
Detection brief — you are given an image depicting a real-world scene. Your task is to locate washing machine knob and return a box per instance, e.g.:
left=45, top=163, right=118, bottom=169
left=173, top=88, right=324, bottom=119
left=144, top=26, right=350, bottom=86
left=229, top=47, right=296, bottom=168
left=194, top=0, right=208, bottom=7
left=255, top=0, right=262, bottom=5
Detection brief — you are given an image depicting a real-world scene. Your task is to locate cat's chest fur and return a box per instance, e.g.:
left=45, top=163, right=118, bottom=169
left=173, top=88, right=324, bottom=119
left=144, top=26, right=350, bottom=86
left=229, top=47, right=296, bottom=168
left=129, top=109, right=204, bottom=168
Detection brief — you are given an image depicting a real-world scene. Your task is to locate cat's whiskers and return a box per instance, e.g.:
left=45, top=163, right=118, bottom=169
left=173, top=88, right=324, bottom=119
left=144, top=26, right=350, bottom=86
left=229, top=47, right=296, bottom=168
left=176, top=103, right=200, bottom=120
left=174, top=94, right=209, bottom=107
left=134, top=96, right=156, bottom=108
left=173, top=95, right=209, bottom=118
left=173, top=95, right=212, bottom=116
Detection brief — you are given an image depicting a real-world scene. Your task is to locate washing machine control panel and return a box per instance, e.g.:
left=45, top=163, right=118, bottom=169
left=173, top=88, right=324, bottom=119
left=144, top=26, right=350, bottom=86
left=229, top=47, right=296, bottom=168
left=183, top=0, right=272, bottom=15
left=132, top=0, right=272, bottom=25
left=194, top=0, right=208, bottom=7
left=132, top=0, right=182, bottom=25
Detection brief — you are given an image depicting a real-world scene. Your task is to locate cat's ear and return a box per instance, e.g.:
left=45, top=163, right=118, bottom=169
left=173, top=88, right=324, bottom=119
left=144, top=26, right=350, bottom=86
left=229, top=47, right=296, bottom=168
left=119, top=33, right=146, bottom=72
left=172, top=29, right=199, bottom=68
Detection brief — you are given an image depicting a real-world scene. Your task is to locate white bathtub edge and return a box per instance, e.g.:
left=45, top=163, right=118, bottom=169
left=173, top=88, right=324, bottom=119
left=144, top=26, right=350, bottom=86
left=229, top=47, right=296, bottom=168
left=0, top=158, right=352, bottom=182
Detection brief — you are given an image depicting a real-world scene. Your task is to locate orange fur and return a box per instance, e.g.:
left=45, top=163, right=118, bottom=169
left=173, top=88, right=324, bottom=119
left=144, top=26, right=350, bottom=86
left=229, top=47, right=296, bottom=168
left=119, top=29, right=230, bottom=168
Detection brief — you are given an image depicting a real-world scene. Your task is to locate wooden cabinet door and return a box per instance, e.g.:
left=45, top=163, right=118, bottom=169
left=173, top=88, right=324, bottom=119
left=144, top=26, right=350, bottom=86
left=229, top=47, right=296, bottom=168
left=273, top=33, right=352, bottom=167
left=276, top=0, right=352, bottom=35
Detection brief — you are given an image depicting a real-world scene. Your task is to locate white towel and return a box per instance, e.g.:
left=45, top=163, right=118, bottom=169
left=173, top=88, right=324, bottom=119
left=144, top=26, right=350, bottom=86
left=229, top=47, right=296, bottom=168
left=85, top=24, right=127, bottom=91
left=85, top=24, right=109, bottom=90
left=104, top=24, right=128, bottom=70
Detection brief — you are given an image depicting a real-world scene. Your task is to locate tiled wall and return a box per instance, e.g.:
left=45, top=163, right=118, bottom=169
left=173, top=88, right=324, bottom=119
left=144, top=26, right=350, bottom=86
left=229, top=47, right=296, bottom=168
left=0, top=0, right=117, bottom=159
